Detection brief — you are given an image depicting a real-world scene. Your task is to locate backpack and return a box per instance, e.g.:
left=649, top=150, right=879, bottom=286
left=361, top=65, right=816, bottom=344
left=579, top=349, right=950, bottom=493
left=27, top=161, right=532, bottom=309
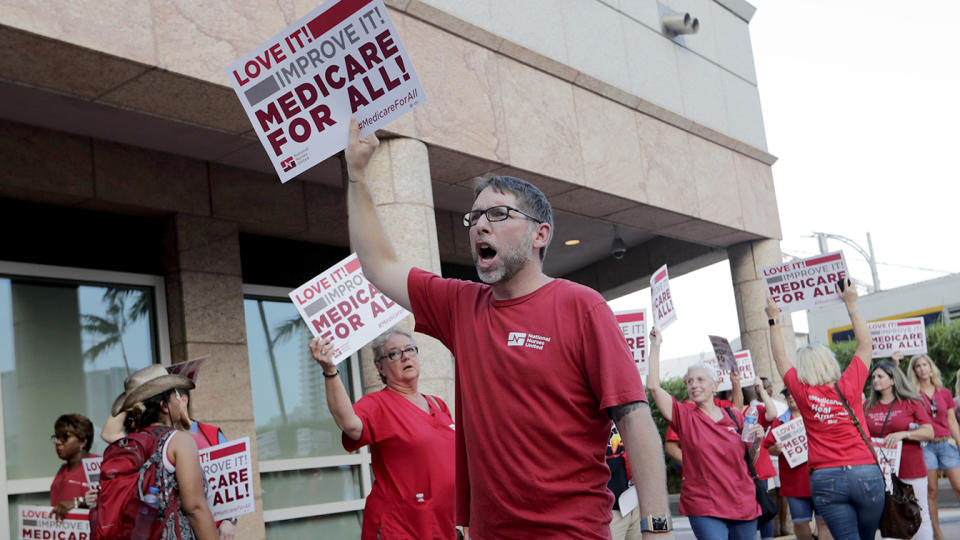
left=91, top=425, right=192, bottom=540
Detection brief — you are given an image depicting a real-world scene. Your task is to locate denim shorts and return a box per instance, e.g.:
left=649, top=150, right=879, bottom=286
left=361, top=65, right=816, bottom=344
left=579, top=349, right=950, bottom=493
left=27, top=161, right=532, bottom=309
left=786, top=496, right=814, bottom=522
left=923, top=439, right=960, bottom=470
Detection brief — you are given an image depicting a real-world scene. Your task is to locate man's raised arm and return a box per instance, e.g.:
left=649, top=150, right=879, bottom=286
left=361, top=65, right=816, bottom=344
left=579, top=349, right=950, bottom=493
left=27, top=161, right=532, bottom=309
left=344, top=118, right=412, bottom=311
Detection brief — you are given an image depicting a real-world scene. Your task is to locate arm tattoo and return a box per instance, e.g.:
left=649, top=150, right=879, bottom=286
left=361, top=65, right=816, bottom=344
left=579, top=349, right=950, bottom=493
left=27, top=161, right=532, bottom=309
left=608, top=401, right=648, bottom=423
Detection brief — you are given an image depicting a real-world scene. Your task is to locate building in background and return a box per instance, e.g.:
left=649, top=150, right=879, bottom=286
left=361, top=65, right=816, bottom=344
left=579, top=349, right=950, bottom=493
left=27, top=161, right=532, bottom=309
left=0, top=0, right=791, bottom=537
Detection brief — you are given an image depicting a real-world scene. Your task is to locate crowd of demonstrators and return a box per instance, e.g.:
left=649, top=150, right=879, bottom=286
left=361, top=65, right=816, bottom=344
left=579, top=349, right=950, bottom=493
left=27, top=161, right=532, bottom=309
left=768, top=282, right=886, bottom=540
left=647, top=328, right=763, bottom=540
left=95, top=365, right=218, bottom=540
left=865, top=360, right=935, bottom=539
left=763, top=387, right=833, bottom=540
left=49, top=414, right=99, bottom=519
left=343, top=118, right=673, bottom=538
left=310, top=329, right=456, bottom=540
left=908, top=353, right=960, bottom=539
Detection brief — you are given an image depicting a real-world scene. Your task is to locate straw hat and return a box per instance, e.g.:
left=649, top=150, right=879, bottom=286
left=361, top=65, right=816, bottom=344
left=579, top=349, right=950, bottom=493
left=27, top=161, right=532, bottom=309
left=111, top=365, right=195, bottom=416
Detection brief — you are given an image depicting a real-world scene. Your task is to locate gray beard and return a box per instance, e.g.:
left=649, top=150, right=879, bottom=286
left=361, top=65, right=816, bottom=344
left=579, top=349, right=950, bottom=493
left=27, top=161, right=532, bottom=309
left=475, top=234, right=532, bottom=285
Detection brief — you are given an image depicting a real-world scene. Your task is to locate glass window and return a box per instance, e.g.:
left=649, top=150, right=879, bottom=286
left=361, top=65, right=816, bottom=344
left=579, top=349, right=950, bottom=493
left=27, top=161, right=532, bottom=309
left=0, top=277, right=159, bottom=481
left=261, top=466, right=363, bottom=511
left=244, top=297, right=357, bottom=460
left=265, top=512, right=362, bottom=539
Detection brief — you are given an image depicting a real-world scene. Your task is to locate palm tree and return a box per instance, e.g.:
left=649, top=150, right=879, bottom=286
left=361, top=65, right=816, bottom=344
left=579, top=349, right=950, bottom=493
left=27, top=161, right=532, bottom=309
left=81, top=287, right=149, bottom=376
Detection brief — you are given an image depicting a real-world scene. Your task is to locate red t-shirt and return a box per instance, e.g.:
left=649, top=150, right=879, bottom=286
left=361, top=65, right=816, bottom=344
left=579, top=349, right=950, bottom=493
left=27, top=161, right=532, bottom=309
left=762, top=416, right=810, bottom=498
left=409, top=268, right=647, bottom=539
left=919, top=388, right=954, bottom=437
left=50, top=453, right=99, bottom=505
left=782, top=358, right=875, bottom=470
left=344, top=388, right=455, bottom=540
left=665, top=398, right=734, bottom=476
left=865, top=398, right=933, bottom=479
left=670, top=400, right=760, bottom=520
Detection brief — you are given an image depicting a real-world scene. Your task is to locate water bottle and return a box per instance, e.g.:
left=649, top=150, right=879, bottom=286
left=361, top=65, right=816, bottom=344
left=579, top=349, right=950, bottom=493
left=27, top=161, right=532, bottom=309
left=742, top=404, right=759, bottom=442
left=130, top=487, right=160, bottom=540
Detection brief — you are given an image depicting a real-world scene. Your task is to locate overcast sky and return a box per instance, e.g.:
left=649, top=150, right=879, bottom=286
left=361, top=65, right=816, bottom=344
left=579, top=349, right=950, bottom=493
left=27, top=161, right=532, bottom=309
left=610, top=0, right=960, bottom=377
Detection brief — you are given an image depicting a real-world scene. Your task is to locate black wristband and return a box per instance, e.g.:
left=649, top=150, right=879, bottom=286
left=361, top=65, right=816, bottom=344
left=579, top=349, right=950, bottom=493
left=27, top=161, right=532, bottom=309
left=768, top=318, right=776, bottom=326
left=323, top=369, right=339, bottom=378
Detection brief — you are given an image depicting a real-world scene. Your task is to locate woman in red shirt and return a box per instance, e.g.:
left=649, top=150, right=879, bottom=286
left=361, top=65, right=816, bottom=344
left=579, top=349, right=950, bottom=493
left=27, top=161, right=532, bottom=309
left=311, top=328, right=455, bottom=540
left=647, top=328, right=762, bottom=540
left=763, top=387, right=832, bottom=540
left=767, top=281, right=884, bottom=540
left=907, top=353, right=960, bottom=540
left=50, top=414, right=98, bottom=520
left=864, top=360, right=934, bottom=539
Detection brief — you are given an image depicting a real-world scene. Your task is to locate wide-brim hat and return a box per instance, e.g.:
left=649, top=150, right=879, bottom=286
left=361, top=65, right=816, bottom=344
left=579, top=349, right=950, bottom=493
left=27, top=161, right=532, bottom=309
left=111, top=364, right=195, bottom=416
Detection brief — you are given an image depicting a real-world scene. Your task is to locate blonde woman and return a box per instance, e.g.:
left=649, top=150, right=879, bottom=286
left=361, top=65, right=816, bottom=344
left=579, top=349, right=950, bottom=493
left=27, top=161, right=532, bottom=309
left=907, top=352, right=960, bottom=540
left=766, top=281, right=883, bottom=540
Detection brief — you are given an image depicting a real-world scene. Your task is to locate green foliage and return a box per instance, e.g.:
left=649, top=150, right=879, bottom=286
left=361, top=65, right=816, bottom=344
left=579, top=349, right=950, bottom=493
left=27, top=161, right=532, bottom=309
left=646, top=377, right=687, bottom=494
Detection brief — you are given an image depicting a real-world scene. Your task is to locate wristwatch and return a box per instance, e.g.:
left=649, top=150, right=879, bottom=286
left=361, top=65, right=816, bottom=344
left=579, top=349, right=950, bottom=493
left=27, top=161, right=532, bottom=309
left=640, top=513, right=672, bottom=532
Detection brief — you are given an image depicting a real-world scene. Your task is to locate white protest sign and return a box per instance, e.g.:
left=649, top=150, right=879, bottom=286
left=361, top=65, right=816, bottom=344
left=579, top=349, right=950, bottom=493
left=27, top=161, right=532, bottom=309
left=290, top=252, right=410, bottom=364
left=869, top=317, right=927, bottom=358
left=226, top=0, right=425, bottom=183
left=734, top=350, right=756, bottom=386
left=166, top=355, right=209, bottom=383
left=618, top=483, right=639, bottom=516
left=709, top=336, right=737, bottom=373
left=82, top=456, right=102, bottom=489
left=615, top=310, right=647, bottom=375
left=18, top=506, right=88, bottom=540
left=872, top=438, right=903, bottom=492
left=772, top=417, right=808, bottom=468
left=650, top=265, right=677, bottom=330
left=761, top=251, right=848, bottom=313
left=199, top=437, right=256, bottom=521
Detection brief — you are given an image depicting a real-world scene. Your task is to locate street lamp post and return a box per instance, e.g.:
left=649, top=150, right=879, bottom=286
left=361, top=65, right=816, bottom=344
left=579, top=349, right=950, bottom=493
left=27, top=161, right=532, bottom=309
left=812, top=232, right=881, bottom=292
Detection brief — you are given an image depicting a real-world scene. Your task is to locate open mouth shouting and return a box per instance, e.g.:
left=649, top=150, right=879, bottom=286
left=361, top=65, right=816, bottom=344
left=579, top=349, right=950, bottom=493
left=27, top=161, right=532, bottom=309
left=475, top=240, right=498, bottom=270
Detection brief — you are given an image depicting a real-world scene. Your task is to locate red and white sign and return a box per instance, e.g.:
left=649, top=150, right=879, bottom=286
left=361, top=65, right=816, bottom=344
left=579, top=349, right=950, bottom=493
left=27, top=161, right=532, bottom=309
left=734, top=350, right=756, bottom=386
left=868, top=317, right=927, bottom=357
left=199, top=437, right=256, bottom=521
left=761, top=251, right=848, bottom=313
left=772, top=417, right=808, bottom=468
left=226, top=0, right=425, bottom=183
left=709, top=335, right=737, bottom=373
left=650, top=264, right=677, bottom=330
left=82, top=457, right=101, bottom=489
left=18, top=506, right=89, bottom=540
left=290, top=253, right=410, bottom=364
left=708, top=350, right=755, bottom=392
left=166, top=355, right=209, bottom=383
left=872, top=438, right=902, bottom=492
left=615, top=309, right=647, bottom=375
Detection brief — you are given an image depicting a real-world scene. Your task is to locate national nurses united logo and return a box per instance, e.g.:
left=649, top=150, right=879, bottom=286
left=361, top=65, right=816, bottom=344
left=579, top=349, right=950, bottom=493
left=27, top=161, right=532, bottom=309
left=506, top=331, right=551, bottom=350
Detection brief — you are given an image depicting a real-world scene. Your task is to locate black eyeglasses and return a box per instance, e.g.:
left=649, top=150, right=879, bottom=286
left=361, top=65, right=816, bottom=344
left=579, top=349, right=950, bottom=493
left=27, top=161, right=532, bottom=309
left=380, top=346, right=418, bottom=362
left=50, top=434, right=73, bottom=444
left=462, top=205, right=543, bottom=228
left=930, top=398, right=938, bottom=418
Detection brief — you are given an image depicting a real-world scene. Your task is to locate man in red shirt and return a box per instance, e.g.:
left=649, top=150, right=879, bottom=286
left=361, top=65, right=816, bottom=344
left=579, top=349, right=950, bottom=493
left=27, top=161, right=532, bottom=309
left=342, top=119, right=673, bottom=539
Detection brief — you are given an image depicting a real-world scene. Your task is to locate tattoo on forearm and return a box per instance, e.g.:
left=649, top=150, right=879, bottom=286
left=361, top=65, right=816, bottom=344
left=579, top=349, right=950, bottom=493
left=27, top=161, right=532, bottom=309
left=608, top=401, right=648, bottom=422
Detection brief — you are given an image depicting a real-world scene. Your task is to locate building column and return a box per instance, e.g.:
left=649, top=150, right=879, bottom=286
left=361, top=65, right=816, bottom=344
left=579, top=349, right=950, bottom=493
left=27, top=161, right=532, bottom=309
left=361, top=137, right=455, bottom=406
left=163, top=214, right=265, bottom=539
left=728, top=239, right=799, bottom=392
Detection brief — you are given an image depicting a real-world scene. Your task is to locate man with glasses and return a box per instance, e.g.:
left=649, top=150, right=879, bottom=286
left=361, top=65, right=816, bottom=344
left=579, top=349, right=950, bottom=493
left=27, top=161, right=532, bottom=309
left=341, top=119, right=673, bottom=539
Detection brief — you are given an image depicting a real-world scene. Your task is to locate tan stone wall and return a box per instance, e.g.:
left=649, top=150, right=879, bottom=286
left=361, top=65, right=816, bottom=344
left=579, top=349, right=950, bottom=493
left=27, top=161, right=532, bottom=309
left=163, top=214, right=266, bottom=539
left=360, top=137, right=455, bottom=405
left=728, top=239, right=799, bottom=393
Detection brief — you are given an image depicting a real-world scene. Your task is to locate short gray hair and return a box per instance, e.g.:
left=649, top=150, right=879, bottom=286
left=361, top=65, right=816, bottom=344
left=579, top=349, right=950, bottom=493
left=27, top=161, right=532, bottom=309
left=685, top=364, right=718, bottom=384
left=370, top=327, right=417, bottom=384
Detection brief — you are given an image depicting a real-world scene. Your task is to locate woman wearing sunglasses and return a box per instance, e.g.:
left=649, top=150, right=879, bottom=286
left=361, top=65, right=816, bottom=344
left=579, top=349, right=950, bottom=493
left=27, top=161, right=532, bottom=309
left=310, top=327, right=456, bottom=539
left=907, top=353, right=960, bottom=540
